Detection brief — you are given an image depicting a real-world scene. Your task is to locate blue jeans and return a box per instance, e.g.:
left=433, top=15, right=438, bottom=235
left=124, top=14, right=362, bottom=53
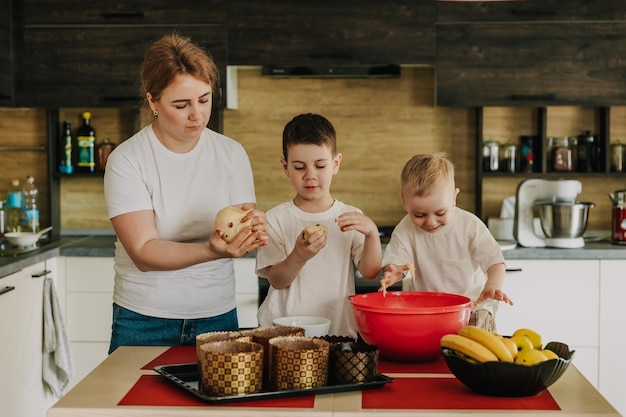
left=108, top=303, right=239, bottom=354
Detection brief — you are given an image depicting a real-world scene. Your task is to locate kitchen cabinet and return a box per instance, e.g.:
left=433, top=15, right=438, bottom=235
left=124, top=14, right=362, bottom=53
left=62, top=255, right=114, bottom=391
left=234, top=257, right=259, bottom=328
left=436, top=2, right=626, bottom=106
left=227, top=0, right=436, bottom=66
left=497, top=259, right=600, bottom=388
left=0, top=259, right=59, bottom=417
left=15, top=1, right=227, bottom=110
left=0, top=0, right=13, bottom=105
left=599, top=260, right=626, bottom=417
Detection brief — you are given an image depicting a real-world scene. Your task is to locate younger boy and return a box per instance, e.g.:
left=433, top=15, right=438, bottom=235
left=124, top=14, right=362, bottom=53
left=379, top=152, right=512, bottom=331
left=256, top=113, right=382, bottom=338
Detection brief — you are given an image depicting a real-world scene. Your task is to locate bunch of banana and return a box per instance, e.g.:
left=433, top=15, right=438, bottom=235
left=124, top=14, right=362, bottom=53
left=441, top=326, right=559, bottom=365
left=441, top=325, right=514, bottom=363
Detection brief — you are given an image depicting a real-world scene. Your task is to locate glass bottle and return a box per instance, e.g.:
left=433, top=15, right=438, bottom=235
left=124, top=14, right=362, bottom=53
left=59, top=120, right=74, bottom=174
left=0, top=200, right=5, bottom=237
left=21, top=175, right=39, bottom=233
left=6, top=178, right=23, bottom=233
left=76, top=111, right=96, bottom=173
left=576, top=131, right=595, bottom=173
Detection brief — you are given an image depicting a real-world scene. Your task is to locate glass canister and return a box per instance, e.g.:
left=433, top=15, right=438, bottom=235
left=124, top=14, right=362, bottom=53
left=610, top=141, right=625, bottom=173
left=499, top=143, right=518, bottom=173
left=549, top=136, right=576, bottom=172
left=482, top=140, right=499, bottom=172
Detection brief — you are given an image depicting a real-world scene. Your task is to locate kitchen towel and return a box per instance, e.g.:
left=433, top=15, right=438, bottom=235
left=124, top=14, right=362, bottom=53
left=43, top=276, right=73, bottom=398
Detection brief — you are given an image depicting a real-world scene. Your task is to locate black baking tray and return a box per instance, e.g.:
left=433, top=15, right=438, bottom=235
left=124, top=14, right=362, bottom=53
left=154, top=362, right=394, bottom=404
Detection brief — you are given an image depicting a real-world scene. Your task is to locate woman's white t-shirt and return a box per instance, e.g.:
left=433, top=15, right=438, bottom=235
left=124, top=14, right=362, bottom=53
left=104, top=124, right=256, bottom=319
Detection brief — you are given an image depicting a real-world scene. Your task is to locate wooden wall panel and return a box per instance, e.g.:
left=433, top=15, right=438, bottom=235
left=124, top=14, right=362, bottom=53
left=224, top=66, right=476, bottom=227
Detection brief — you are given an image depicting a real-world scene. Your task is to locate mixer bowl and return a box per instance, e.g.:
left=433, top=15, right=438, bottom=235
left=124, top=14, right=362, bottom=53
left=535, top=200, right=594, bottom=239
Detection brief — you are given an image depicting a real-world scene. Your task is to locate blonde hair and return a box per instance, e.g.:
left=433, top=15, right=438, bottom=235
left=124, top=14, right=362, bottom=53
left=401, top=152, right=455, bottom=196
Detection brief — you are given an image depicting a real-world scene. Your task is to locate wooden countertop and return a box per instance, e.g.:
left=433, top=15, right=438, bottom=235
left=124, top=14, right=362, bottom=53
left=47, top=346, right=621, bottom=417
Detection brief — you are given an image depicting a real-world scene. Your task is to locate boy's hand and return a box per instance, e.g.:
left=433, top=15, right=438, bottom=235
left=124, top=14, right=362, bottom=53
left=335, top=212, right=378, bottom=237
left=476, top=284, right=514, bottom=306
left=292, top=226, right=327, bottom=261
left=379, top=264, right=407, bottom=293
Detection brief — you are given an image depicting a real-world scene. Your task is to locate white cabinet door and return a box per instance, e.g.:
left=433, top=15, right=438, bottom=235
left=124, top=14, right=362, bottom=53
left=497, top=259, right=599, bottom=387
left=599, top=260, right=626, bottom=417
left=234, top=257, right=258, bottom=328
left=63, top=256, right=115, bottom=391
left=0, top=261, right=58, bottom=417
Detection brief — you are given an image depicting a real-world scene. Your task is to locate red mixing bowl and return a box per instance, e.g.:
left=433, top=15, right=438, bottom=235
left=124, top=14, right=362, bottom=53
left=348, top=291, right=472, bottom=362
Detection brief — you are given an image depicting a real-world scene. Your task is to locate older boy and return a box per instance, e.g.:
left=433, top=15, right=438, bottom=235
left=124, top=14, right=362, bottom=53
left=256, top=113, right=382, bottom=338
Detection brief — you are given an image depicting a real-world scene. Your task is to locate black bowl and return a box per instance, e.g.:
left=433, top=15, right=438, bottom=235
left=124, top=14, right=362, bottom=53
left=441, top=341, right=574, bottom=397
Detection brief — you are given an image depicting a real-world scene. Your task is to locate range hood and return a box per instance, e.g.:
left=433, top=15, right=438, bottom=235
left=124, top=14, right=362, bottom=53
left=262, top=64, right=401, bottom=78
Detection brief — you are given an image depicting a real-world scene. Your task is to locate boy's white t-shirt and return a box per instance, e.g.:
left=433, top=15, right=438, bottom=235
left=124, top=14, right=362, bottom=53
left=256, top=200, right=365, bottom=338
left=104, top=124, right=256, bottom=319
left=382, top=207, right=505, bottom=316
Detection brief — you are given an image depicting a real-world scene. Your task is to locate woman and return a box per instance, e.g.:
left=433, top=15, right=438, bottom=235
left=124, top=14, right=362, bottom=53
left=104, top=33, right=268, bottom=353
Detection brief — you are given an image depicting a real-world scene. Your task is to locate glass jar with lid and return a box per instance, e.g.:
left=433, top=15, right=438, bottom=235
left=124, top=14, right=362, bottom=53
left=499, top=143, right=518, bottom=173
left=482, top=140, right=500, bottom=172
left=610, top=141, right=625, bottom=173
left=549, top=136, right=577, bottom=172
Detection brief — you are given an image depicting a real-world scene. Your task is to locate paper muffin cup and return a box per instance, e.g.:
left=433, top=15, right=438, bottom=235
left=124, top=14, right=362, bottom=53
left=268, top=336, right=330, bottom=391
left=244, top=326, right=306, bottom=384
left=329, top=341, right=379, bottom=384
left=198, top=340, right=264, bottom=396
left=195, top=330, right=251, bottom=363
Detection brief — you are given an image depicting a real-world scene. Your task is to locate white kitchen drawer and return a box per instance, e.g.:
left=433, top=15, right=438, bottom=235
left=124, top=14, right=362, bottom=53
left=67, top=342, right=110, bottom=392
left=66, top=292, right=113, bottom=342
left=236, top=293, right=259, bottom=329
left=498, top=259, right=599, bottom=347
left=234, top=257, right=257, bottom=293
left=65, top=256, right=115, bottom=293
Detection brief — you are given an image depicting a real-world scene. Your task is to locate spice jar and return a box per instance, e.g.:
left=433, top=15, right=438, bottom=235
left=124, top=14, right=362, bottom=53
left=482, top=140, right=499, bottom=172
left=549, top=136, right=576, bottom=172
left=500, top=143, right=518, bottom=173
left=97, top=138, right=116, bottom=172
left=610, top=141, right=625, bottom=173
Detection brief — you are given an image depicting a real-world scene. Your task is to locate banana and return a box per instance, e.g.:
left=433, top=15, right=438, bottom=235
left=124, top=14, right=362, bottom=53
left=440, top=334, right=499, bottom=363
left=458, top=325, right=514, bottom=362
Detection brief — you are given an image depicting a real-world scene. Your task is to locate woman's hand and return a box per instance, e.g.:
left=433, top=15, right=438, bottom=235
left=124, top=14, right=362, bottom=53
left=213, top=203, right=269, bottom=258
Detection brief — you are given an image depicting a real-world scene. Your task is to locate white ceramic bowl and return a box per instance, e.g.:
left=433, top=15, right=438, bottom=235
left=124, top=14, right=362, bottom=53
left=4, top=232, right=41, bottom=248
left=272, top=316, right=331, bottom=338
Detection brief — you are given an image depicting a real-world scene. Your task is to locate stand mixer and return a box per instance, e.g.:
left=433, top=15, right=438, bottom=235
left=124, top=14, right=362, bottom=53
left=514, top=178, right=586, bottom=248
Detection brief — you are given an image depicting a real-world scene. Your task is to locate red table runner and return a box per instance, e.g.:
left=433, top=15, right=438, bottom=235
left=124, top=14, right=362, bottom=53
left=118, top=375, right=315, bottom=408
left=362, top=377, right=560, bottom=410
